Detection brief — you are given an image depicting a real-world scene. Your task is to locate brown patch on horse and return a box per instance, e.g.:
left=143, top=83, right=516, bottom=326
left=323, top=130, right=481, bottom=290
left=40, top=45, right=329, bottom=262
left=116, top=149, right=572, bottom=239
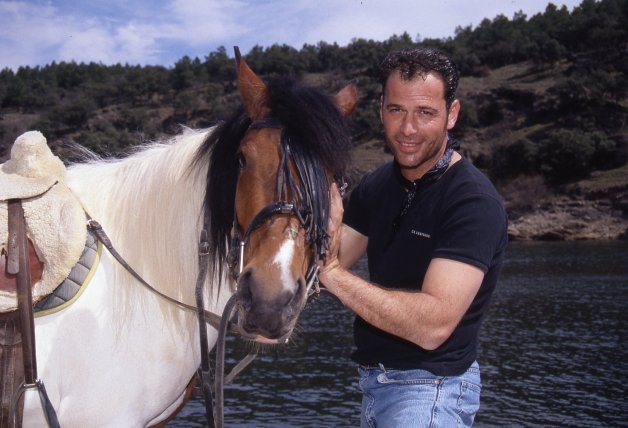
left=147, top=375, right=196, bottom=428
left=234, top=128, right=282, bottom=226
left=0, top=240, right=44, bottom=294
left=234, top=128, right=309, bottom=304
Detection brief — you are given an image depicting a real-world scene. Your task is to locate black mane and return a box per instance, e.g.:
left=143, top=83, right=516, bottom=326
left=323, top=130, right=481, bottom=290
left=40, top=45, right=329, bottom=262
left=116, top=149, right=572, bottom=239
left=194, top=76, right=353, bottom=279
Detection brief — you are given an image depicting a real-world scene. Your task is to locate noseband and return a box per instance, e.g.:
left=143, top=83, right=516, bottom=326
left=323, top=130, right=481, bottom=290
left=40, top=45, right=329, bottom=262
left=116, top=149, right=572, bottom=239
left=227, top=118, right=324, bottom=297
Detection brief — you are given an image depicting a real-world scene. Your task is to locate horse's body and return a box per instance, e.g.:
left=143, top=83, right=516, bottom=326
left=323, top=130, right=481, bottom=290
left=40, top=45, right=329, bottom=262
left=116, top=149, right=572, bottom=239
left=25, top=130, right=228, bottom=427
left=13, top=53, right=357, bottom=427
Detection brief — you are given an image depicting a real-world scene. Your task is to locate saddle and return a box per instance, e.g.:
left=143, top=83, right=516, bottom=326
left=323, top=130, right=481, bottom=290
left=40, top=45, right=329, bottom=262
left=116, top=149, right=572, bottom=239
left=0, top=131, right=86, bottom=313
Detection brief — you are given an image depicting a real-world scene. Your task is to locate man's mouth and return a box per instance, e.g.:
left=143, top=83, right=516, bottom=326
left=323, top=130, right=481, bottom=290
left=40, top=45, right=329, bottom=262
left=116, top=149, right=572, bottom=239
left=397, top=140, right=421, bottom=151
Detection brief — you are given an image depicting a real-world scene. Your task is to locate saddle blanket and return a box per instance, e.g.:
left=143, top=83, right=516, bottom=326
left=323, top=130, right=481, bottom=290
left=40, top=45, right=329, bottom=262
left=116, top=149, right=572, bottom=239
left=0, top=131, right=87, bottom=312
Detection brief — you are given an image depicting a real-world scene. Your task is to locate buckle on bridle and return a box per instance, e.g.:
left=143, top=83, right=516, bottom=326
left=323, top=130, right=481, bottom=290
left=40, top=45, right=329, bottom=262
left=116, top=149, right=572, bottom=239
left=198, top=229, right=210, bottom=256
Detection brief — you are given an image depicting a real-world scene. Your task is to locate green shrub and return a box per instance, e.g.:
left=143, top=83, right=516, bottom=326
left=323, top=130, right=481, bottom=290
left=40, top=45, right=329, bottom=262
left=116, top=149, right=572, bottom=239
left=538, top=129, right=595, bottom=182
left=588, top=131, right=621, bottom=170
left=492, top=138, right=539, bottom=179
left=46, top=96, right=97, bottom=129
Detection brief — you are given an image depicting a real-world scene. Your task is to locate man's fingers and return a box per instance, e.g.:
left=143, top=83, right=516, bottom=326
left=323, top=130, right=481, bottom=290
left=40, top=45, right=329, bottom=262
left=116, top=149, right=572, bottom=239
left=329, top=182, right=344, bottom=227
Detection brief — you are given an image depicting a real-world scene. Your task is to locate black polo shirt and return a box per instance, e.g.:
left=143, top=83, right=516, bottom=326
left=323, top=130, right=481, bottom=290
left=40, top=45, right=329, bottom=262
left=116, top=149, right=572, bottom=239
left=344, top=157, right=508, bottom=376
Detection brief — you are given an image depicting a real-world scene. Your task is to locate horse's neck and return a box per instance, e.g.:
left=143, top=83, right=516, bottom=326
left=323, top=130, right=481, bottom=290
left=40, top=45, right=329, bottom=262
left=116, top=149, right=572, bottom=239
left=67, top=130, right=211, bottom=309
left=69, top=133, right=206, bottom=215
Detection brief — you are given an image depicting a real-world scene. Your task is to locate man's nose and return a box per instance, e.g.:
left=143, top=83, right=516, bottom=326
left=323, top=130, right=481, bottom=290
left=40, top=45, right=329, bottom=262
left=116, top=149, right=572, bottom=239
left=400, top=113, right=417, bottom=135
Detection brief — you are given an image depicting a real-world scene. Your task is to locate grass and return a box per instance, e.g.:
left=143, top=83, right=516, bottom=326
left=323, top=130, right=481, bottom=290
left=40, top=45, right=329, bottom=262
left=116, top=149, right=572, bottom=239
left=459, top=60, right=569, bottom=96
left=578, top=164, right=628, bottom=194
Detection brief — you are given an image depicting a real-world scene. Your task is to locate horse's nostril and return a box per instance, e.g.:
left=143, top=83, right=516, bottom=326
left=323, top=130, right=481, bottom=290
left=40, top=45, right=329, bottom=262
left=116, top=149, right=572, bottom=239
left=279, top=288, right=295, bottom=306
left=237, top=270, right=253, bottom=310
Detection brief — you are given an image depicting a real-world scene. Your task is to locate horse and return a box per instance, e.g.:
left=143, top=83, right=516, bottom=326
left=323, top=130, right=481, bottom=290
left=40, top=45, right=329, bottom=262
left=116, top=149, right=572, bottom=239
left=5, top=52, right=357, bottom=427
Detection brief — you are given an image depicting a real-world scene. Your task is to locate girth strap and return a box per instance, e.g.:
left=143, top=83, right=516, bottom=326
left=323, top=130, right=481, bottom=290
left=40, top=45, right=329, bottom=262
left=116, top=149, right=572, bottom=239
left=7, top=200, right=59, bottom=428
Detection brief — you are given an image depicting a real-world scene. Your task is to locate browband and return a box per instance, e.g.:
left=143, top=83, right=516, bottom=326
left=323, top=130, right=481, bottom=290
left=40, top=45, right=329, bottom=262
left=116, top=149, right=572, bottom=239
left=247, top=118, right=283, bottom=130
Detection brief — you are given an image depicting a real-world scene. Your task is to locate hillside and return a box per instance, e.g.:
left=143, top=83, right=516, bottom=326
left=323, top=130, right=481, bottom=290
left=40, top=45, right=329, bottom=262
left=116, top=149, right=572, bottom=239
left=1, top=0, right=626, bottom=240
left=459, top=61, right=627, bottom=240
left=2, top=59, right=627, bottom=240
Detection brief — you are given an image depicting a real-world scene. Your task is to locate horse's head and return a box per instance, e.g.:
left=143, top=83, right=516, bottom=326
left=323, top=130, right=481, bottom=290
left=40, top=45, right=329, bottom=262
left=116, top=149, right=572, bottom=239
left=224, top=49, right=356, bottom=344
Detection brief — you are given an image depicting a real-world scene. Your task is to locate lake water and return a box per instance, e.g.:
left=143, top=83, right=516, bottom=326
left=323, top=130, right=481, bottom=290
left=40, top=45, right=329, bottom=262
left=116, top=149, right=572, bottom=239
left=169, top=241, right=628, bottom=427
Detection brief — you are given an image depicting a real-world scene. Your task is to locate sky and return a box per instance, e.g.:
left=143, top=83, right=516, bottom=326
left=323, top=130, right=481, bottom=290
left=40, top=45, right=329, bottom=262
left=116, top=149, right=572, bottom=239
left=0, top=0, right=585, bottom=71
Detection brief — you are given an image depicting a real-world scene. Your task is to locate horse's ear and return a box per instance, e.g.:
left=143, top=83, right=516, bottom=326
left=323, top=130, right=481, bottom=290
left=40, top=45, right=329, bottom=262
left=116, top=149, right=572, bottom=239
left=234, top=46, right=269, bottom=120
left=333, top=82, right=358, bottom=117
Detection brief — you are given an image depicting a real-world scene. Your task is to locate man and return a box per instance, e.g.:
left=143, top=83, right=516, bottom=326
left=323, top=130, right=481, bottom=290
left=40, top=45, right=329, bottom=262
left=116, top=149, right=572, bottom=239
left=319, top=48, right=508, bottom=427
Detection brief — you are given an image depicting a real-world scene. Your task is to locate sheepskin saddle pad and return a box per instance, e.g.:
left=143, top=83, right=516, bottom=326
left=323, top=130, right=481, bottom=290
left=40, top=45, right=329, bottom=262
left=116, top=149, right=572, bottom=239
left=0, top=131, right=86, bottom=313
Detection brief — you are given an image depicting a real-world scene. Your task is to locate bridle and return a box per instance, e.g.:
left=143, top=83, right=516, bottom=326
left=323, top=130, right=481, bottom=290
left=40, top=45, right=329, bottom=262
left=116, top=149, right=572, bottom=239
left=197, top=117, right=338, bottom=427
left=228, top=200, right=321, bottom=294
left=226, top=117, right=329, bottom=299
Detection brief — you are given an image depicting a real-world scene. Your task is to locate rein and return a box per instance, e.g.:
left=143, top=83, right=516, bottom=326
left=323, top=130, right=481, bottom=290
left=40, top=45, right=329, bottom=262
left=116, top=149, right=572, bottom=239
left=86, top=219, right=233, bottom=333
left=86, top=218, right=254, bottom=428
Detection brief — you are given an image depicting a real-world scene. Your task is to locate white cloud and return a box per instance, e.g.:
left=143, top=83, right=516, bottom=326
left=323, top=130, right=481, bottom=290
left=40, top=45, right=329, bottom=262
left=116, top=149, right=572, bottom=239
left=0, top=0, right=584, bottom=70
left=0, top=1, right=63, bottom=68
left=0, top=1, right=161, bottom=68
left=166, top=0, right=246, bottom=40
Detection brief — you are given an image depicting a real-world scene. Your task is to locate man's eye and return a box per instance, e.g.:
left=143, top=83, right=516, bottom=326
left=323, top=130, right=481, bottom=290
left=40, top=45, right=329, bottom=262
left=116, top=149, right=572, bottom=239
left=237, top=154, right=246, bottom=168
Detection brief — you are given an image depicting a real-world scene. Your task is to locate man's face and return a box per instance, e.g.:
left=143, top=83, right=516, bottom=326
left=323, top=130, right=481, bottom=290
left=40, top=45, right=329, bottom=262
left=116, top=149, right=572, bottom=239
left=380, top=70, right=459, bottom=182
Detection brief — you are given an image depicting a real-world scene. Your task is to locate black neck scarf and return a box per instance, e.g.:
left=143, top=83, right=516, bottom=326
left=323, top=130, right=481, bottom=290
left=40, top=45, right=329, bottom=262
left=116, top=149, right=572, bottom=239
left=387, top=136, right=460, bottom=247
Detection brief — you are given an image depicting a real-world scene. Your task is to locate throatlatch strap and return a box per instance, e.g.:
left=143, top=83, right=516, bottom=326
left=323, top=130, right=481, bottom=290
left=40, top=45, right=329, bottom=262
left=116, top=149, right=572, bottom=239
left=194, top=227, right=216, bottom=428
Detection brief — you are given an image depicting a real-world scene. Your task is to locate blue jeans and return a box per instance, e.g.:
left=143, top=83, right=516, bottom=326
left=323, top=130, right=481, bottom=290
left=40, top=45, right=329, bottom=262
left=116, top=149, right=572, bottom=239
left=358, top=361, right=481, bottom=427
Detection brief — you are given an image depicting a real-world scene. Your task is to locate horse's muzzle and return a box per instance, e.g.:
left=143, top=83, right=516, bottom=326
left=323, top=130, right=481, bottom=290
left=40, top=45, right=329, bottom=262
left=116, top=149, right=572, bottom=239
left=235, top=269, right=307, bottom=342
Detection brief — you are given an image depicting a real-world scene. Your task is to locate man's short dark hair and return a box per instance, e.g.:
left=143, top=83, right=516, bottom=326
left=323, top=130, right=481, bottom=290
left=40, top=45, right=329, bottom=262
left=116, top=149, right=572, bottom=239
left=379, top=47, right=459, bottom=108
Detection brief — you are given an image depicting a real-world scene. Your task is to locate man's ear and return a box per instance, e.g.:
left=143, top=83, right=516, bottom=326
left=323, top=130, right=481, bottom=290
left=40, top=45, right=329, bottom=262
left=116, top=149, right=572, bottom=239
left=447, top=99, right=461, bottom=130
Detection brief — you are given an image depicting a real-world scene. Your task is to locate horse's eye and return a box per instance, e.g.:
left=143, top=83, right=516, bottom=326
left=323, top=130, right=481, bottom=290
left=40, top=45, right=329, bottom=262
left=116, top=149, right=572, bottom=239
left=237, top=154, right=246, bottom=169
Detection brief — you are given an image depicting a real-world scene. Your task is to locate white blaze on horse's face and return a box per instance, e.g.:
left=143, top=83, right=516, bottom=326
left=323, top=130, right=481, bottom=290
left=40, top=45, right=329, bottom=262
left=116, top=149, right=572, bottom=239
left=273, top=226, right=298, bottom=290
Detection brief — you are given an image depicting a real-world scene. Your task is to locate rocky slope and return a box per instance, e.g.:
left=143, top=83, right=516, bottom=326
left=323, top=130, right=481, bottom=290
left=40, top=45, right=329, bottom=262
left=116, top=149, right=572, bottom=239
left=507, top=195, right=628, bottom=241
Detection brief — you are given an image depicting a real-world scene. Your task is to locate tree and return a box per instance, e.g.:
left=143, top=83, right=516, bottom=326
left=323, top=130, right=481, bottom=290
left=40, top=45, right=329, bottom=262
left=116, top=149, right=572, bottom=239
left=205, top=46, right=234, bottom=83
left=46, top=95, right=97, bottom=130
left=171, top=56, right=196, bottom=90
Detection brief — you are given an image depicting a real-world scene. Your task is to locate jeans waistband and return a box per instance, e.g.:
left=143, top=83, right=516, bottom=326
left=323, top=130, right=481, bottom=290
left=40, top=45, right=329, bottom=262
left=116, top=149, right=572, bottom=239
left=359, top=361, right=481, bottom=375
left=359, top=363, right=388, bottom=371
